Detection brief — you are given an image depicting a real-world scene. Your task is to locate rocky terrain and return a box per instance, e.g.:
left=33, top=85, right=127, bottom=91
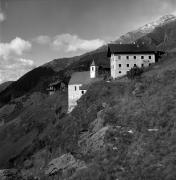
left=0, top=15, right=176, bottom=179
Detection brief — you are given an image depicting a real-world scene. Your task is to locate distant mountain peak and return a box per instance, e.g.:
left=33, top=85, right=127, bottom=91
left=138, top=14, right=176, bottom=33
left=158, top=14, right=176, bottom=22
left=113, top=14, right=176, bottom=44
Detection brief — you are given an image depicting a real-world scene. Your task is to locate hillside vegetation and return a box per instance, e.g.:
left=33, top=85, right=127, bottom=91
left=50, top=53, right=176, bottom=180
left=0, top=15, right=176, bottom=179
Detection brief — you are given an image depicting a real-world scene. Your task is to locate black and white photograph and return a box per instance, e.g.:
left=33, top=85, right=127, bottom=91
left=0, top=0, right=176, bottom=179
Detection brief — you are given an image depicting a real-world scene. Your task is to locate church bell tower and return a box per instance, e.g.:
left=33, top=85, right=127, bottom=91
left=90, top=60, right=98, bottom=78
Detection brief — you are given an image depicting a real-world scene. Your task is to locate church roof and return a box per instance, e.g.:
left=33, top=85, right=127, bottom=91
left=69, top=71, right=91, bottom=85
left=107, top=44, right=156, bottom=57
left=91, top=60, right=96, bottom=66
left=69, top=71, right=100, bottom=85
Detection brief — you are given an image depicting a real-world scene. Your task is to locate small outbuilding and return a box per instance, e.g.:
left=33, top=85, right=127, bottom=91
left=47, top=80, right=66, bottom=95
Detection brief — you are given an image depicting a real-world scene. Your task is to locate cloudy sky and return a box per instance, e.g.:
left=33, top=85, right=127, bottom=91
left=0, top=0, right=176, bottom=83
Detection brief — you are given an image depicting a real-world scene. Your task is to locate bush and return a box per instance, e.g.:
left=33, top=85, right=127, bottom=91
left=127, top=66, right=143, bottom=79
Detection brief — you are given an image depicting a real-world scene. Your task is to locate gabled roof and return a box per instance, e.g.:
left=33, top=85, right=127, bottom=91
left=69, top=71, right=100, bottom=85
left=91, top=60, right=96, bottom=66
left=69, top=71, right=91, bottom=85
left=107, top=43, right=156, bottom=57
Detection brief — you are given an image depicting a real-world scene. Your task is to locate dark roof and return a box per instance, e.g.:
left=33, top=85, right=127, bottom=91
left=69, top=71, right=91, bottom=85
left=107, top=44, right=156, bottom=57
left=49, top=80, right=61, bottom=86
left=69, top=71, right=101, bottom=85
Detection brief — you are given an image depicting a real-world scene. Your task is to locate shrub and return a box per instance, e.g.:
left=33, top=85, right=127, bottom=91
left=127, top=66, right=143, bottom=79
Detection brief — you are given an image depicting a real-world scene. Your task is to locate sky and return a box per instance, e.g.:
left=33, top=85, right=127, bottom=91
left=0, top=0, right=176, bottom=83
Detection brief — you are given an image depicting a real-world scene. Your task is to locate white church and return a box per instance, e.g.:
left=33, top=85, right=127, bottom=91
left=68, top=61, right=100, bottom=113
left=68, top=43, right=160, bottom=112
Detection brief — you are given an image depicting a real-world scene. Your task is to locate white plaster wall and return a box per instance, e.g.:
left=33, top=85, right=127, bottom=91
left=110, top=54, right=155, bottom=78
left=68, top=84, right=87, bottom=112
left=90, top=66, right=98, bottom=78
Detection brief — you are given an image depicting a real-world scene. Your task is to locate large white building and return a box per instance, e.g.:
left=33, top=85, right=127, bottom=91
left=68, top=61, right=99, bottom=113
left=107, top=44, right=157, bottom=79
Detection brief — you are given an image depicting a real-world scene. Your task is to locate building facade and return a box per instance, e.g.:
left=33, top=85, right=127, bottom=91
left=108, top=44, right=157, bottom=79
left=68, top=61, right=99, bottom=113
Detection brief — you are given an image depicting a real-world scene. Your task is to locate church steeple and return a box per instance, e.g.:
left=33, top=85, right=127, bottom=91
left=90, top=60, right=98, bottom=78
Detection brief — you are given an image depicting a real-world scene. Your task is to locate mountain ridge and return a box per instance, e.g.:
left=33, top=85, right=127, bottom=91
left=113, top=14, right=176, bottom=44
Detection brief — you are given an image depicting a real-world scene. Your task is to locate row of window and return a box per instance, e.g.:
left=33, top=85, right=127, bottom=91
left=114, top=55, right=152, bottom=60
left=112, top=63, right=152, bottom=69
left=118, top=63, right=137, bottom=67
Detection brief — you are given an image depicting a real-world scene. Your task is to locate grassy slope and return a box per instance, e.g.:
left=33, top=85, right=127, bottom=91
left=0, top=91, right=68, bottom=168
left=48, top=53, right=176, bottom=180
left=1, top=52, right=173, bottom=179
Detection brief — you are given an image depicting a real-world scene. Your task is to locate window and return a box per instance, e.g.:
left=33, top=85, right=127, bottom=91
left=141, top=56, right=144, bottom=59
left=149, top=63, right=151, bottom=66
left=119, top=71, right=121, bottom=74
left=134, top=56, right=136, bottom=59
left=127, top=64, right=129, bottom=67
left=82, top=91, right=84, bottom=95
left=134, top=64, right=137, bottom=67
left=141, top=64, right=144, bottom=67
left=119, top=64, right=121, bottom=67
left=75, top=86, right=77, bottom=91
left=126, top=56, right=129, bottom=59
left=92, top=67, right=94, bottom=71
left=149, top=56, right=151, bottom=59
left=118, top=56, right=121, bottom=59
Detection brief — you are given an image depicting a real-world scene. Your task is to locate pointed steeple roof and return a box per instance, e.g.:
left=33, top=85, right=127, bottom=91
left=91, top=60, right=96, bottom=66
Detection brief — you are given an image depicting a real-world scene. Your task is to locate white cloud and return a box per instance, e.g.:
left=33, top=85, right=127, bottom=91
left=18, top=58, right=34, bottom=66
left=52, top=34, right=105, bottom=52
left=0, top=57, right=35, bottom=83
left=0, top=12, right=5, bottom=22
left=0, top=38, right=34, bottom=83
left=34, top=35, right=51, bottom=44
left=0, top=37, right=31, bottom=59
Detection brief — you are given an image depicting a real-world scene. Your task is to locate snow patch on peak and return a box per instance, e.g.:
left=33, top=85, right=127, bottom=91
left=138, top=14, right=176, bottom=33
left=159, top=14, right=176, bottom=22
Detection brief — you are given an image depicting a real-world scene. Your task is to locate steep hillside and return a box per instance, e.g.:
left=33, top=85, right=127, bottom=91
left=39, top=52, right=176, bottom=180
left=0, top=91, right=68, bottom=168
left=137, top=20, right=176, bottom=52
left=0, top=15, right=176, bottom=179
left=0, top=66, right=58, bottom=106
left=0, top=81, right=13, bottom=93
left=1, top=51, right=174, bottom=179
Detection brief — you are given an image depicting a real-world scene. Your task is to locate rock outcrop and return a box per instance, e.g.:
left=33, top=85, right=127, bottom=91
left=79, top=126, right=110, bottom=154
left=45, top=153, right=86, bottom=178
left=0, top=169, right=23, bottom=180
left=89, top=109, right=105, bottom=133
